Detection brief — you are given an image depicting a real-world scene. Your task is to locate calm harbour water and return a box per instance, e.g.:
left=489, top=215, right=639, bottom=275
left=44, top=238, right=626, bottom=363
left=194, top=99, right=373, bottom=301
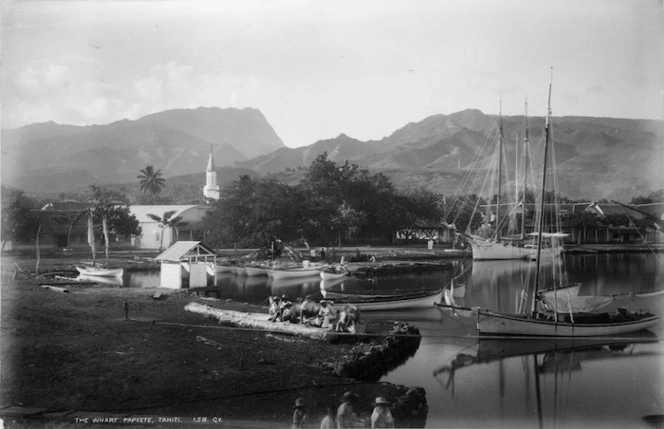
left=122, top=253, right=664, bottom=428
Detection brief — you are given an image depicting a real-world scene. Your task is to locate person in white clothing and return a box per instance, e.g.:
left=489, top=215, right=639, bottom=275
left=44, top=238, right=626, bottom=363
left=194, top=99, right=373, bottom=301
left=370, top=397, right=394, bottom=428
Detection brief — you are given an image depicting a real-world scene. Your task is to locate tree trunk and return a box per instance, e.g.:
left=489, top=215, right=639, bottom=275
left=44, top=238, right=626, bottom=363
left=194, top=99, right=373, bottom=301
left=184, top=302, right=333, bottom=341
left=102, top=215, right=110, bottom=266
left=88, top=209, right=97, bottom=266
left=35, top=224, right=42, bottom=274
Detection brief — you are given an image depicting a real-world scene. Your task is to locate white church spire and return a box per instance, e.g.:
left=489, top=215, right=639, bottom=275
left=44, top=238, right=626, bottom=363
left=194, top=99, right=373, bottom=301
left=203, top=145, right=220, bottom=200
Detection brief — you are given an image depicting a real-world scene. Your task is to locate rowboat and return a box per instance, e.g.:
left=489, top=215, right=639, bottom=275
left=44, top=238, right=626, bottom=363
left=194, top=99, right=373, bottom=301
left=320, top=269, right=349, bottom=280
left=320, top=289, right=443, bottom=311
left=245, top=265, right=270, bottom=277
left=215, top=263, right=235, bottom=274
left=76, top=265, right=123, bottom=277
left=268, top=266, right=323, bottom=280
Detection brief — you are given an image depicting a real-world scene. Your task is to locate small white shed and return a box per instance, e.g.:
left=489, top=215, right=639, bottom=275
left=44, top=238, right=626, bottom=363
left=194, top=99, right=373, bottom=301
left=154, top=241, right=219, bottom=289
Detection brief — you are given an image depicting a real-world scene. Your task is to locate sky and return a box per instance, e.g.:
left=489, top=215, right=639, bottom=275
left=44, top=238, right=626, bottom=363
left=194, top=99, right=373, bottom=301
left=2, top=0, right=664, bottom=148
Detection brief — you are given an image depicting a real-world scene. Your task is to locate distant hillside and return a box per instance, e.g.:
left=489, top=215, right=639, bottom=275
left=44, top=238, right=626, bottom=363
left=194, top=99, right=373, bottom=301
left=2, top=107, right=661, bottom=201
left=236, top=133, right=382, bottom=174
left=241, top=109, right=663, bottom=200
left=1, top=107, right=284, bottom=193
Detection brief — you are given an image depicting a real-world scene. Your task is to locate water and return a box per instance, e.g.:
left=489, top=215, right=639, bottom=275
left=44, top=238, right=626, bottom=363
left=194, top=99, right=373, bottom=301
left=122, top=254, right=664, bottom=428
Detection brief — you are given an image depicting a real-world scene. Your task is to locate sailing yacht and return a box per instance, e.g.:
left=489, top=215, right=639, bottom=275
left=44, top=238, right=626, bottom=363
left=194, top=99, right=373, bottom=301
left=466, top=100, right=564, bottom=260
left=454, top=70, right=659, bottom=336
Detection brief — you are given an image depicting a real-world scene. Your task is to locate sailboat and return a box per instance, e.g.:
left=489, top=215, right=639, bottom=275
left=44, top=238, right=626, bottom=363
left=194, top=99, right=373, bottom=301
left=468, top=70, right=658, bottom=336
left=466, top=99, right=564, bottom=260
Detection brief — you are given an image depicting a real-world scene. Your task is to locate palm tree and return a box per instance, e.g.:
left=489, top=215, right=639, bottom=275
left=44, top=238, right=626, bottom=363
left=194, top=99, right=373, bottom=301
left=147, top=210, right=185, bottom=250
left=138, top=165, right=166, bottom=195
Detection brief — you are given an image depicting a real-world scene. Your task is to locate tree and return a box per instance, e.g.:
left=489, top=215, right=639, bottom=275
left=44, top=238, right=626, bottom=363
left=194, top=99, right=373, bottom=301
left=137, top=165, right=166, bottom=195
left=330, top=201, right=367, bottom=246
left=203, top=176, right=304, bottom=248
left=147, top=210, right=184, bottom=250
left=1, top=188, right=40, bottom=251
left=71, top=186, right=141, bottom=264
left=630, top=189, right=664, bottom=205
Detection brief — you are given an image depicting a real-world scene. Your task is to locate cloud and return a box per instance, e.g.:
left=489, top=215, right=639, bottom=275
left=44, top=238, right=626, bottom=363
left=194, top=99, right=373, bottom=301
left=3, top=59, right=267, bottom=128
left=15, top=64, right=70, bottom=94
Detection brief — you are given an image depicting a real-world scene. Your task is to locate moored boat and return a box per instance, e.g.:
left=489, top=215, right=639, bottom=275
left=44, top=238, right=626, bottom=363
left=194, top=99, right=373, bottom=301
left=245, top=265, right=270, bottom=277
left=76, top=265, right=123, bottom=277
left=321, top=289, right=443, bottom=311
left=320, top=269, right=348, bottom=280
left=476, top=308, right=659, bottom=336
left=452, top=71, right=659, bottom=337
left=269, top=266, right=323, bottom=280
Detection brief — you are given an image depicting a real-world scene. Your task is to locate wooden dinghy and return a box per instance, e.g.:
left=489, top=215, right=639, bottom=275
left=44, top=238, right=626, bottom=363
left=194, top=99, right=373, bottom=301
left=320, top=289, right=443, bottom=311
left=76, top=265, right=124, bottom=277
left=319, top=269, right=349, bottom=280
left=184, top=302, right=335, bottom=340
left=268, top=266, right=323, bottom=280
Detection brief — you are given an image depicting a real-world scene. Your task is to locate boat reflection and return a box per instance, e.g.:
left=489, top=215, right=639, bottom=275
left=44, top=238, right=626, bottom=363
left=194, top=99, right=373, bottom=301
left=77, top=274, right=124, bottom=286
left=434, top=331, right=659, bottom=387
left=268, top=276, right=322, bottom=297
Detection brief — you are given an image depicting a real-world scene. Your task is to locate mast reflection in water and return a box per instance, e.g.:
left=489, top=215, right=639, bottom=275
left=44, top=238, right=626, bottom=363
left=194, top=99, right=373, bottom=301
left=377, top=253, right=663, bottom=429
left=122, top=253, right=663, bottom=427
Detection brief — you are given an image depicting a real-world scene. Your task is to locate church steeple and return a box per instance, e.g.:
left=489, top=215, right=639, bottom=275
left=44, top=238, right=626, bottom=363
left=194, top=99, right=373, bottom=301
left=206, top=146, right=215, bottom=171
left=203, top=145, right=220, bottom=200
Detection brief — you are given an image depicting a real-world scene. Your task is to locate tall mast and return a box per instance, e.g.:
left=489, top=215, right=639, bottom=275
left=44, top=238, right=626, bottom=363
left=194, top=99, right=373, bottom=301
left=495, top=95, right=504, bottom=241
left=521, top=98, right=530, bottom=239
left=531, top=68, right=553, bottom=315
left=515, top=132, right=519, bottom=215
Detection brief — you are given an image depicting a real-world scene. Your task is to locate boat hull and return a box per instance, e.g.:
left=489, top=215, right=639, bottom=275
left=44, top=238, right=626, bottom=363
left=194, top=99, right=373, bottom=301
left=470, top=240, right=561, bottom=261
left=76, top=266, right=123, bottom=277
left=476, top=308, right=659, bottom=336
left=269, top=268, right=322, bottom=280
left=215, top=264, right=235, bottom=274
left=245, top=266, right=270, bottom=277
left=319, top=271, right=348, bottom=280
left=329, top=290, right=443, bottom=311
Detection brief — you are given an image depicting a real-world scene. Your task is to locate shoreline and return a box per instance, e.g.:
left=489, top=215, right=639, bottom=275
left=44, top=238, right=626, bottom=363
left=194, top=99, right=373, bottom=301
left=0, top=254, right=429, bottom=428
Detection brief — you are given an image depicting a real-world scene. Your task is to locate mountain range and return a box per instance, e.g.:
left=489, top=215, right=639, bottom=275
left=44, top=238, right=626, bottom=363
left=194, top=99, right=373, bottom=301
left=1, top=107, right=661, bottom=201
left=1, top=107, right=284, bottom=194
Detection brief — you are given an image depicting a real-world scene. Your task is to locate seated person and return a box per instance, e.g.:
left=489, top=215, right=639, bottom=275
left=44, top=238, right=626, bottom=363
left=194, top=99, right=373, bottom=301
left=336, top=304, right=361, bottom=333
left=299, top=295, right=319, bottom=325
left=268, top=296, right=281, bottom=322
left=281, top=302, right=298, bottom=323
left=316, top=300, right=337, bottom=329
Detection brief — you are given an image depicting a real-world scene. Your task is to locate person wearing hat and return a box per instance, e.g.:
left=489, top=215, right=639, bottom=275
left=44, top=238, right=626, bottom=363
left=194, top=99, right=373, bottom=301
left=279, top=294, right=291, bottom=321
left=316, top=300, right=337, bottom=329
left=291, top=397, right=307, bottom=429
left=336, top=391, right=364, bottom=428
left=282, top=301, right=297, bottom=323
left=370, top=397, right=394, bottom=428
left=268, top=296, right=281, bottom=322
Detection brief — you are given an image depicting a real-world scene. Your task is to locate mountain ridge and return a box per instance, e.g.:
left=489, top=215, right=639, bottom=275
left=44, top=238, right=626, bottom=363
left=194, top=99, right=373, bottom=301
left=2, top=107, right=661, bottom=201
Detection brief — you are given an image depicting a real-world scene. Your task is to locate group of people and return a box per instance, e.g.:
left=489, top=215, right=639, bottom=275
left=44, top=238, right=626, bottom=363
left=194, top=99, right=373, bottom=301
left=268, top=295, right=361, bottom=333
left=309, top=247, right=327, bottom=261
left=292, top=391, right=395, bottom=428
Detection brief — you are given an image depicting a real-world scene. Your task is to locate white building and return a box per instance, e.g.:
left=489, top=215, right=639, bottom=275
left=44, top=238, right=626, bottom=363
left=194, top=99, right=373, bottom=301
left=130, top=205, right=209, bottom=250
